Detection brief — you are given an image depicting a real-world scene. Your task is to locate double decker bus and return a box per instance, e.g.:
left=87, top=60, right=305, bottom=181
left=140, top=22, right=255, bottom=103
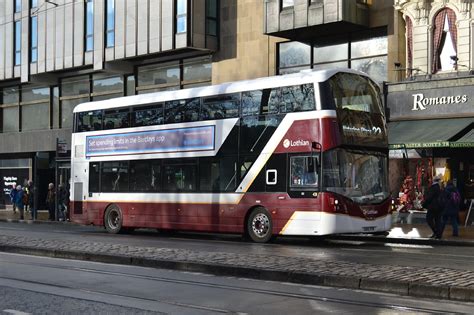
left=70, top=69, right=391, bottom=242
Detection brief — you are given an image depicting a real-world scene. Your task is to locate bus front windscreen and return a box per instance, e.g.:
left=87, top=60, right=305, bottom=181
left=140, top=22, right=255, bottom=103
left=322, top=148, right=389, bottom=204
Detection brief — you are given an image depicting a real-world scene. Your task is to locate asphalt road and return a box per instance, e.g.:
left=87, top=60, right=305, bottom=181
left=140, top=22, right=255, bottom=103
left=1, top=252, right=473, bottom=314
left=0, top=222, right=474, bottom=272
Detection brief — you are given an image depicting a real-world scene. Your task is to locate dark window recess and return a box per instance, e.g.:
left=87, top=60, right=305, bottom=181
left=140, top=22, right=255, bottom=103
left=132, top=104, right=164, bottom=127
left=165, top=98, right=200, bottom=124
left=163, top=160, right=197, bottom=192
left=201, top=93, right=240, bottom=120
left=199, top=157, right=238, bottom=192
left=89, top=162, right=100, bottom=193
left=101, top=161, right=129, bottom=192
left=240, top=115, right=283, bottom=154
left=104, top=109, right=130, bottom=129
left=76, top=110, right=102, bottom=132
left=129, top=160, right=161, bottom=192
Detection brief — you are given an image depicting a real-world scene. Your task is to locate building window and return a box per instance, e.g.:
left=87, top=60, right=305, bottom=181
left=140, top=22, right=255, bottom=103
left=30, top=0, right=38, bottom=8
left=206, top=0, right=218, bottom=36
left=30, top=16, right=38, bottom=63
left=105, top=0, right=115, bottom=47
left=176, top=0, right=187, bottom=33
left=406, top=17, right=413, bottom=77
left=14, top=21, right=21, bottom=66
left=137, top=57, right=212, bottom=94
left=1, top=87, right=20, bottom=133
left=85, top=0, right=94, bottom=51
left=278, top=41, right=311, bottom=74
left=277, top=29, right=388, bottom=82
left=21, top=86, right=50, bottom=132
left=281, top=0, right=294, bottom=9
left=432, top=8, right=457, bottom=73
left=92, top=75, right=124, bottom=101
left=14, top=0, right=21, bottom=12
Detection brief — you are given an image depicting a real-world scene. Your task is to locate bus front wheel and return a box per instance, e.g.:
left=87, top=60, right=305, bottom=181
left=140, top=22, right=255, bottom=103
left=247, top=207, right=273, bottom=243
left=104, top=204, right=123, bottom=234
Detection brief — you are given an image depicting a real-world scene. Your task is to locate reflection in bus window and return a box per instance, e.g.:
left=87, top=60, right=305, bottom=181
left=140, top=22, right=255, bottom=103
left=290, top=156, right=319, bottom=189
left=270, top=84, right=315, bottom=113
left=129, top=160, right=161, bottom=192
left=241, top=90, right=262, bottom=116
left=104, top=109, right=130, bottom=129
left=77, top=110, right=102, bottom=132
left=199, top=157, right=237, bottom=192
left=163, top=163, right=197, bottom=192
left=201, top=93, right=240, bottom=120
left=132, top=104, right=164, bottom=127
left=165, top=98, right=200, bottom=123
left=101, top=162, right=129, bottom=192
left=328, top=73, right=381, bottom=114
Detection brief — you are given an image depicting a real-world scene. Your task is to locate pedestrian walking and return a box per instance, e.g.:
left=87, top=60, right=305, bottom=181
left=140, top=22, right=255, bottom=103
left=9, top=182, right=17, bottom=213
left=46, top=183, right=56, bottom=221
left=13, top=185, right=25, bottom=220
left=27, top=180, right=37, bottom=220
left=58, top=184, right=69, bottom=221
left=422, top=175, right=444, bottom=239
left=22, top=186, right=29, bottom=213
left=440, top=180, right=461, bottom=237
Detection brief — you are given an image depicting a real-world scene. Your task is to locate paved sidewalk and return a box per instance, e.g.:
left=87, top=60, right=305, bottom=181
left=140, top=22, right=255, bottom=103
left=1, top=208, right=474, bottom=302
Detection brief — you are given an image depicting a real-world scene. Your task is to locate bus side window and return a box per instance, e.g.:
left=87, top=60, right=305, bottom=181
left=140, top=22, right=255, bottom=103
left=201, top=93, right=240, bottom=120
left=165, top=98, right=200, bottom=124
left=241, top=90, right=261, bottom=116
left=132, top=104, right=163, bottom=127
left=78, top=110, right=102, bottom=132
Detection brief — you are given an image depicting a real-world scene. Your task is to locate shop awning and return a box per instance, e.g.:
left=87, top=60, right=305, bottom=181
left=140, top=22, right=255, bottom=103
left=389, top=118, right=474, bottom=149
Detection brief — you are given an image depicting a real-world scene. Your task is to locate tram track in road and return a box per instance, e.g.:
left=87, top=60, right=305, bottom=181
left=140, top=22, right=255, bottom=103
left=0, top=255, right=467, bottom=315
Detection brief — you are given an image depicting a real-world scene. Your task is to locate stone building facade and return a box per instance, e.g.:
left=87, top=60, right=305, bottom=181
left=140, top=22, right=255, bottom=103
left=388, top=0, right=474, bottom=205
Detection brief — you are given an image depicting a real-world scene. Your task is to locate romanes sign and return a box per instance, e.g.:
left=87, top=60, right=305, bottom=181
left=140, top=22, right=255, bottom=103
left=412, top=93, right=468, bottom=111
left=387, top=84, right=474, bottom=120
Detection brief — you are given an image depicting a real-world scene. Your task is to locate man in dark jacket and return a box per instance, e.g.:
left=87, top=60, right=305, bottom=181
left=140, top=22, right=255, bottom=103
left=440, top=180, right=460, bottom=237
left=422, top=175, right=443, bottom=239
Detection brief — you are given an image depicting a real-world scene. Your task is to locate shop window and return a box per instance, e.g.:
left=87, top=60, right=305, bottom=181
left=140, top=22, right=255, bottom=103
left=432, top=8, right=457, bottom=73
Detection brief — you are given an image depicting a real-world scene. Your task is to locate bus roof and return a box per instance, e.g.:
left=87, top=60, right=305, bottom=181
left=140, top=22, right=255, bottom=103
left=73, top=68, right=369, bottom=113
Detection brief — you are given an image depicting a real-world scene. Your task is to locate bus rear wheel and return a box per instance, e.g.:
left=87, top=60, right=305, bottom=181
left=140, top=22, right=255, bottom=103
left=247, top=207, right=273, bottom=243
left=104, top=204, right=123, bottom=234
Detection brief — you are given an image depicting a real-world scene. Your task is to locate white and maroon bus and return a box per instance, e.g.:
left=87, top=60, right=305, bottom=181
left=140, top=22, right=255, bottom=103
left=70, top=69, right=391, bottom=242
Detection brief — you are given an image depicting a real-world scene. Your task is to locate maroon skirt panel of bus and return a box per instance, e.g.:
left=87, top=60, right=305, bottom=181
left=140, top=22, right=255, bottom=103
left=70, top=192, right=391, bottom=234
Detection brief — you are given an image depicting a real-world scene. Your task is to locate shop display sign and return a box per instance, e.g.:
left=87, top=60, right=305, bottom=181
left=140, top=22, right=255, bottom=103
left=387, top=85, right=474, bottom=120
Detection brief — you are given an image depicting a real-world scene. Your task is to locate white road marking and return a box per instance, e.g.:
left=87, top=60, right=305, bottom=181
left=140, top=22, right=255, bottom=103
left=3, top=310, right=32, bottom=315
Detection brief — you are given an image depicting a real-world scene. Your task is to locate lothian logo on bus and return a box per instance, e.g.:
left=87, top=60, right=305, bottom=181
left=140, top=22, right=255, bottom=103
left=283, top=139, right=310, bottom=149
